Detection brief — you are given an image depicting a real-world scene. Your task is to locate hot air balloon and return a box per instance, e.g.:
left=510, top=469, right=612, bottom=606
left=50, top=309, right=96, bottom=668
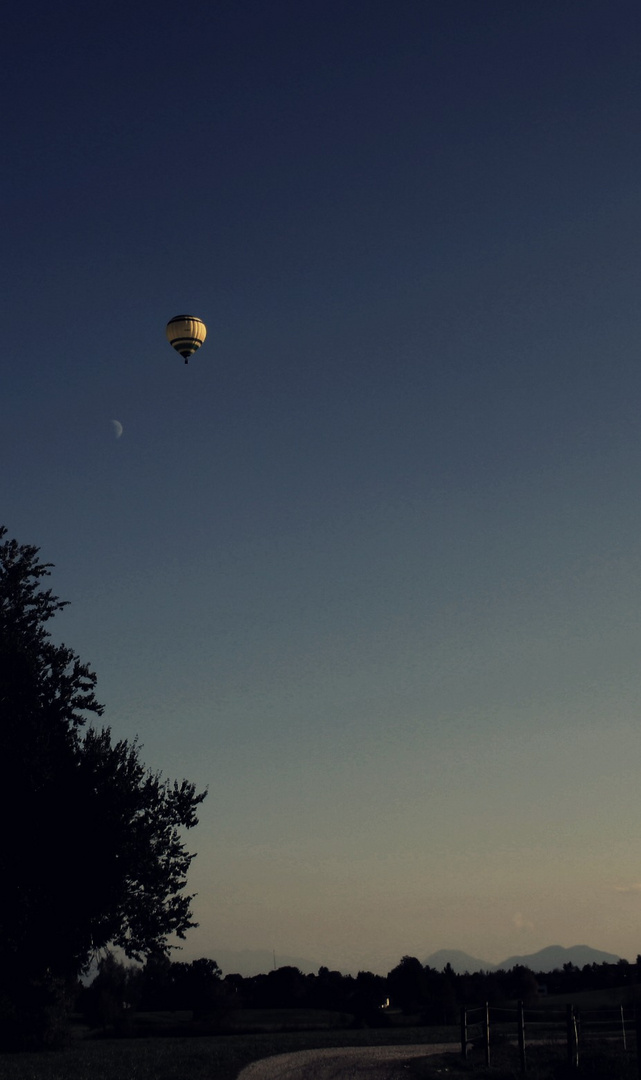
left=166, top=315, right=207, bottom=363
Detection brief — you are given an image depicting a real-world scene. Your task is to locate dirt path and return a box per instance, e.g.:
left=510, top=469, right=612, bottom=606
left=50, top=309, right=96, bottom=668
left=237, top=1043, right=458, bottom=1080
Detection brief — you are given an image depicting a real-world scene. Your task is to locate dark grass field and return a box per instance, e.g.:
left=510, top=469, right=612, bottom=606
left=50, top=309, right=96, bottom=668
left=98, top=1007, right=356, bottom=1038
left=2, top=1000, right=639, bottom=1080
left=3, top=1034, right=636, bottom=1080
left=0, top=1024, right=457, bottom=1080
left=409, top=1042, right=638, bottom=1079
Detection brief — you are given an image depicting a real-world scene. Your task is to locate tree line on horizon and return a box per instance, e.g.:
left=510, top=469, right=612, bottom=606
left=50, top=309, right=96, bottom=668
left=80, top=950, right=641, bottom=1032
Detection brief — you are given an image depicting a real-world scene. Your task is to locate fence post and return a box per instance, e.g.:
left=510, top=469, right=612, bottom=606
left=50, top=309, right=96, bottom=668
left=460, top=1006, right=468, bottom=1059
left=484, top=1001, right=491, bottom=1068
left=620, top=1005, right=627, bottom=1050
left=517, top=999, right=526, bottom=1073
left=566, top=1004, right=578, bottom=1069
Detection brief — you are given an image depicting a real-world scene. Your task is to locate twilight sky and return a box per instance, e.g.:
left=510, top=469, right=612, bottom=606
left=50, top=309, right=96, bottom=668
left=5, top=0, right=641, bottom=975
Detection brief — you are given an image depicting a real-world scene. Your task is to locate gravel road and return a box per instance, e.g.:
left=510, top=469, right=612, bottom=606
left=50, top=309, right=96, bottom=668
left=237, top=1043, right=458, bottom=1080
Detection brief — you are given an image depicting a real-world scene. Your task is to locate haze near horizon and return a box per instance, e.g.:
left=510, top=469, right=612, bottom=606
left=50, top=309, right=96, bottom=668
left=4, top=0, right=641, bottom=975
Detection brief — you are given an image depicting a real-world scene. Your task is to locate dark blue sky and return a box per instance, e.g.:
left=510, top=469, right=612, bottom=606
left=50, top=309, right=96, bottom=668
left=4, top=0, right=641, bottom=973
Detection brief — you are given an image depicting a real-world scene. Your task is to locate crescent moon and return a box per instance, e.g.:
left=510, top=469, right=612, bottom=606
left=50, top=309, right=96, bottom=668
left=111, top=419, right=123, bottom=439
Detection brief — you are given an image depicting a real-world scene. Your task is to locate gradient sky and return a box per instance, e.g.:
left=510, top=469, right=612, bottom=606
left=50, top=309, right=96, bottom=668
left=5, top=0, right=641, bottom=975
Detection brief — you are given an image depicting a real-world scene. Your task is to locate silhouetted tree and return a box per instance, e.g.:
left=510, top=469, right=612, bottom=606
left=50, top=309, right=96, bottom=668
left=264, top=966, right=308, bottom=1008
left=0, top=527, right=206, bottom=1047
left=387, top=956, right=427, bottom=1014
left=137, top=952, right=174, bottom=1010
left=80, top=951, right=139, bottom=1031
left=172, top=958, right=223, bottom=1019
left=459, top=968, right=502, bottom=1006
left=310, top=967, right=354, bottom=1011
left=439, top=963, right=458, bottom=1022
left=352, top=970, right=388, bottom=1024
left=504, top=965, right=539, bottom=1007
left=223, top=972, right=245, bottom=1008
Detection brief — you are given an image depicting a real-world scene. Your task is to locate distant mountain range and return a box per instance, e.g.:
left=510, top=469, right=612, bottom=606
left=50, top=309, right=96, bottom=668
left=424, top=945, right=622, bottom=975
left=201, top=943, right=624, bottom=978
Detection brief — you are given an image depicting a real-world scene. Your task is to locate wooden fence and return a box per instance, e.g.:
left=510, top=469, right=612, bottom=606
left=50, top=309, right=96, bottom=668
left=460, top=1001, right=640, bottom=1073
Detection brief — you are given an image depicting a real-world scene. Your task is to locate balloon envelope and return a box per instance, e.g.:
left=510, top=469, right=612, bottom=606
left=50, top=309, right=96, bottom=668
left=166, top=315, right=207, bottom=362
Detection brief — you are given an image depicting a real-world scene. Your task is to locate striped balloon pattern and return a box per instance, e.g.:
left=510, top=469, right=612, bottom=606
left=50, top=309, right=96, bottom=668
left=166, top=315, right=207, bottom=363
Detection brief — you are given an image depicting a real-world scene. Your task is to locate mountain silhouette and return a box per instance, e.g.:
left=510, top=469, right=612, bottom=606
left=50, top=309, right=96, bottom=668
left=425, top=945, right=622, bottom=974
left=500, top=945, right=622, bottom=972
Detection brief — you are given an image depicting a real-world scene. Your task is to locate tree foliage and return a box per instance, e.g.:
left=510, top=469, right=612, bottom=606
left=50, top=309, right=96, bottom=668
left=0, top=527, right=206, bottom=1045
left=74, top=953, right=639, bottom=1040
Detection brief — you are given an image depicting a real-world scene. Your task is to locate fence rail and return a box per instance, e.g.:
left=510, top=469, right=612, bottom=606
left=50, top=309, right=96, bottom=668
left=460, top=1001, right=641, bottom=1073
